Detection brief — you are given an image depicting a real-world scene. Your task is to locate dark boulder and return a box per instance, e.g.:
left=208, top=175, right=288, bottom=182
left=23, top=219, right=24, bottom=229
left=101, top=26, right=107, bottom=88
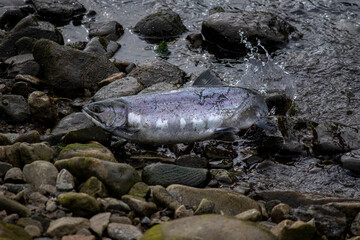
left=33, top=39, right=119, bottom=96
left=31, top=0, right=86, bottom=22
left=134, top=8, right=187, bottom=42
left=201, top=11, right=296, bottom=54
left=87, top=21, right=124, bottom=41
left=0, top=94, right=30, bottom=123
left=0, top=16, right=63, bottom=59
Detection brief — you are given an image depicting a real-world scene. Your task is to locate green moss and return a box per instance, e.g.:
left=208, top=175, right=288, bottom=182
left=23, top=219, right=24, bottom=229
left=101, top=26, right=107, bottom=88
left=0, top=221, right=32, bottom=240
left=60, top=142, right=103, bottom=154
left=156, top=41, right=171, bottom=55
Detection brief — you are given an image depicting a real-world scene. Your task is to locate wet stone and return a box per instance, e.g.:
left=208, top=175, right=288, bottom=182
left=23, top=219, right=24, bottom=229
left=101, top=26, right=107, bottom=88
left=151, top=185, right=181, bottom=211
left=271, top=203, right=292, bottom=223
left=0, top=195, right=30, bottom=217
left=0, top=221, right=32, bottom=240
left=58, top=142, right=116, bottom=162
left=31, top=0, right=86, bottom=21
left=194, top=198, right=215, bottom=215
left=88, top=21, right=124, bottom=41
left=0, top=7, right=28, bottom=31
left=210, top=169, right=237, bottom=184
left=271, top=219, right=321, bottom=240
left=93, top=76, right=144, bottom=101
left=90, top=212, right=111, bottom=236
left=121, top=195, right=158, bottom=216
left=97, top=72, right=126, bottom=88
left=11, top=81, right=36, bottom=98
left=128, top=58, right=185, bottom=87
left=175, top=155, right=208, bottom=168
left=341, top=149, right=360, bottom=174
left=235, top=209, right=262, bottom=222
left=56, top=169, right=75, bottom=191
left=134, top=8, right=187, bottom=42
left=128, top=182, right=150, bottom=199
left=4, top=54, right=40, bottom=78
left=14, top=130, right=40, bottom=144
left=15, top=37, right=37, bottom=55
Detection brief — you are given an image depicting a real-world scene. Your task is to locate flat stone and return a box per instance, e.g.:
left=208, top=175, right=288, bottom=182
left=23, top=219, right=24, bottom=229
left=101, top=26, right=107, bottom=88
left=93, top=76, right=143, bottom=101
left=61, top=235, right=95, bottom=240
left=90, top=212, right=111, bottom=236
left=107, top=223, right=142, bottom=240
left=98, top=198, right=130, bottom=212
left=14, top=130, right=41, bottom=144
left=142, top=163, right=210, bottom=188
left=167, top=184, right=260, bottom=216
left=0, top=94, right=30, bottom=123
left=58, top=142, right=116, bottom=162
left=151, top=185, right=181, bottom=211
left=128, top=182, right=150, bottom=199
left=79, top=176, right=109, bottom=198
left=271, top=219, right=321, bottom=240
left=31, top=0, right=86, bottom=21
left=46, top=217, right=90, bottom=238
left=4, top=167, right=23, bottom=183
left=88, top=21, right=124, bottom=41
left=121, top=195, right=157, bottom=216
left=23, top=160, right=58, bottom=189
left=194, top=198, right=215, bottom=215
left=141, top=214, right=276, bottom=240
left=236, top=209, right=262, bottom=222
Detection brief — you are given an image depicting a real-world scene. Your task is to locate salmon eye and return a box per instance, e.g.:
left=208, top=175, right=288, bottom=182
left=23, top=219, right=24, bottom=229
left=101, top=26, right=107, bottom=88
left=93, top=105, right=102, bottom=113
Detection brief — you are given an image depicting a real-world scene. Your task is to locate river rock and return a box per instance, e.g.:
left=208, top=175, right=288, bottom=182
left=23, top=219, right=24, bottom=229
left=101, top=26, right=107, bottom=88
left=47, top=112, right=109, bottom=145
left=15, top=37, right=38, bottom=55
left=134, top=8, right=186, bottom=42
left=58, top=192, right=101, bottom=217
left=98, top=197, right=130, bottom=212
left=0, top=142, right=54, bottom=167
left=88, top=21, right=124, bottom=41
left=138, top=82, right=178, bottom=94
left=313, top=122, right=360, bottom=155
left=121, top=195, right=158, bottom=216
left=0, top=162, right=12, bottom=178
left=4, top=53, right=40, bottom=78
left=4, top=167, right=23, bottom=183
left=194, top=198, right=215, bottom=215
left=23, top=161, right=58, bottom=189
left=54, top=157, right=140, bottom=197
left=56, top=169, right=75, bottom=191
left=28, top=91, right=57, bottom=126
left=90, top=212, right=111, bottom=236
left=32, top=39, right=119, bottom=97
left=175, top=155, right=208, bottom=169
left=209, top=169, right=237, bottom=184
left=128, top=182, right=150, bottom=199
left=326, top=201, right=360, bottom=219
left=93, top=76, right=143, bottom=101
left=107, top=223, right=142, bottom=240
left=0, top=16, right=63, bottom=59
left=151, top=185, right=181, bottom=211
left=0, top=7, right=28, bottom=30
left=0, top=221, right=32, bottom=240
left=292, top=205, right=347, bottom=240
left=271, top=203, right=292, bottom=223
left=341, top=150, right=360, bottom=173
left=46, top=217, right=90, bottom=238
left=271, top=219, right=322, bottom=240
left=141, top=214, right=276, bottom=240
left=142, top=163, right=210, bottom=187
left=201, top=11, right=296, bottom=54
left=31, top=0, right=86, bottom=22
left=128, top=58, right=185, bottom=87
left=167, top=184, right=260, bottom=216
left=58, top=142, right=116, bottom=162
left=0, top=94, right=30, bottom=123
left=236, top=208, right=262, bottom=222
left=79, top=176, right=109, bottom=198
left=14, top=130, right=41, bottom=143
left=0, top=134, right=11, bottom=146
left=0, top=195, right=30, bottom=217
left=83, top=37, right=120, bottom=58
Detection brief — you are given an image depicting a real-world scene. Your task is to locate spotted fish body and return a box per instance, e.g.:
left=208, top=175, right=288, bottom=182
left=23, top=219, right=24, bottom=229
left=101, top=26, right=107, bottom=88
left=82, top=85, right=268, bottom=145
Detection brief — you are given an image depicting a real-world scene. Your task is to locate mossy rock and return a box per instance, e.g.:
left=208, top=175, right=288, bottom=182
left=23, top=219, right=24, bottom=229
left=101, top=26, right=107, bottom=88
left=0, top=221, right=32, bottom=240
left=58, top=142, right=116, bottom=162
left=141, top=214, right=276, bottom=240
left=58, top=192, right=101, bottom=217
left=80, top=176, right=109, bottom=198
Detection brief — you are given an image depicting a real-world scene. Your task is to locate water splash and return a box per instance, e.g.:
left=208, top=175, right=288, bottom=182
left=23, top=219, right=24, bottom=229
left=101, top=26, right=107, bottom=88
left=236, top=31, right=297, bottom=100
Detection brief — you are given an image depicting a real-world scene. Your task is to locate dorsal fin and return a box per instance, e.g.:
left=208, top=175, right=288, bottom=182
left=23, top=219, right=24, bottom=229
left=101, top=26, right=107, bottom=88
left=192, top=69, right=225, bottom=87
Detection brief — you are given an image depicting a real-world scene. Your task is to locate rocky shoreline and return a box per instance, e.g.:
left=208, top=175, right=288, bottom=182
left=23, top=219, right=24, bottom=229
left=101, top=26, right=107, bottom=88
left=0, top=0, right=360, bottom=240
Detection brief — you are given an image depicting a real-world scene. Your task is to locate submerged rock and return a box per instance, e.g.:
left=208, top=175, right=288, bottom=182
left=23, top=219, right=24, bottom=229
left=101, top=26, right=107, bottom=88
left=201, top=11, right=296, bottom=54
left=28, top=91, right=58, bottom=126
left=0, top=16, right=63, bottom=59
left=79, top=176, right=109, bottom=198
left=4, top=53, right=40, bottom=78
left=134, top=8, right=187, bottom=42
left=54, top=157, right=140, bottom=197
left=33, top=39, right=119, bottom=96
left=58, top=142, right=116, bottom=162
left=167, top=184, right=260, bottom=216
left=0, top=195, right=30, bottom=217
left=31, top=0, right=86, bottom=22
left=83, top=37, right=121, bottom=58
left=142, top=163, right=210, bottom=187
left=141, top=214, right=276, bottom=240
left=128, top=58, right=186, bottom=87
left=0, top=221, right=32, bottom=240
left=23, top=160, right=58, bottom=189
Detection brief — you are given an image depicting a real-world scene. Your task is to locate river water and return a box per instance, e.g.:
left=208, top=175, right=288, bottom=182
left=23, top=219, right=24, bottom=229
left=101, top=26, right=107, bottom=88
left=59, top=0, right=360, bottom=197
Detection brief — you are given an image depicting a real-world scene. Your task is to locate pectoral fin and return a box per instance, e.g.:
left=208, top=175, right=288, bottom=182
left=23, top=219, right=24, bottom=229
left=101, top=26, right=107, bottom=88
left=193, top=69, right=225, bottom=87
